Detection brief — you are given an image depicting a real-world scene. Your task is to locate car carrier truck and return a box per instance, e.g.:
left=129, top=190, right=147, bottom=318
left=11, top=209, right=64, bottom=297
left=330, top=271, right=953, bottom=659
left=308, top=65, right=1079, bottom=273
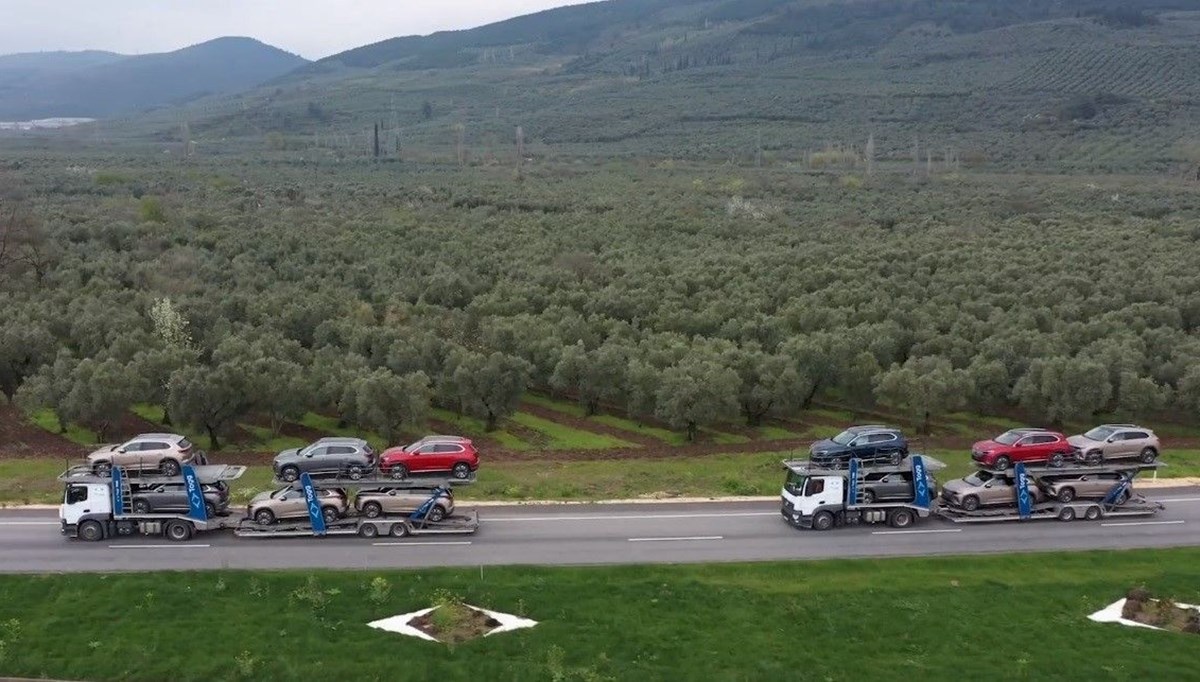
left=781, top=456, right=1164, bottom=530
left=59, top=464, right=479, bottom=542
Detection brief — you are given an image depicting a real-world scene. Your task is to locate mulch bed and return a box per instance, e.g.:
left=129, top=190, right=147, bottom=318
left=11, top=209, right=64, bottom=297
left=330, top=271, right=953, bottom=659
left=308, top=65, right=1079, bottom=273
left=411, top=604, right=501, bottom=644
left=1122, top=587, right=1200, bottom=634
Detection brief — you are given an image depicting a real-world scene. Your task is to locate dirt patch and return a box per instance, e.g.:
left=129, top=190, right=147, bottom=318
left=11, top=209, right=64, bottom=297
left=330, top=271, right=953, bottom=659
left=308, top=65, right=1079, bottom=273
left=0, top=402, right=87, bottom=460
left=410, top=603, right=501, bottom=644
left=518, top=401, right=661, bottom=447
left=1121, top=587, right=1200, bottom=634
left=242, top=415, right=328, bottom=443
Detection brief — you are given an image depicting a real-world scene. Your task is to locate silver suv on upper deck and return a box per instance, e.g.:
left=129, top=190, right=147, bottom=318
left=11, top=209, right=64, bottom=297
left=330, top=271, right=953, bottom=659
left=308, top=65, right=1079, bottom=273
left=1067, top=424, right=1160, bottom=465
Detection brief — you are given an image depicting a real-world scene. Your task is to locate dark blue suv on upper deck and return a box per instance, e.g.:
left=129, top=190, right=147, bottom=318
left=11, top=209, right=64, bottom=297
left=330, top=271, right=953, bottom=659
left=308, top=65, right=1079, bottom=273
left=809, top=425, right=909, bottom=466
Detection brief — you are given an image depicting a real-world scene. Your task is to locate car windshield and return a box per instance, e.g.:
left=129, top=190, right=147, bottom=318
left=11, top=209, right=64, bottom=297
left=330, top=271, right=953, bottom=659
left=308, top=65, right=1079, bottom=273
left=965, top=471, right=994, bottom=486
left=831, top=430, right=857, bottom=446
left=1083, top=426, right=1115, bottom=441
left=270, top=487, right=290, bottom=499
left=178, top=438, right=193, bottom=450
left=993, top=431, right=1023, bottom=445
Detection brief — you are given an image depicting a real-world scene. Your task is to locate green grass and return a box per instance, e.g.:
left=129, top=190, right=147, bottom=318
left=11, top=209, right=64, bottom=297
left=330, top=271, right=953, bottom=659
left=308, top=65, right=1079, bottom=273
left=294, top=413, right=386, bottom=446
left=26, top=409, right=97, bottom=446
left=130, top=403, right=166, bottom=424
left=524, top=394, right=687, bottom=445
left=509, top=412, right=638, bottom=450
left=699, top=427, right=751, bottom=445
left=523, top=393, right=587, bottom=417
left=430, top=409, right=530, bottom=450
left=236, top=424, right=308, bottom=453
left=1, top=550, right=1199, bottom=681
left=757, top=425, right=803, bottom=440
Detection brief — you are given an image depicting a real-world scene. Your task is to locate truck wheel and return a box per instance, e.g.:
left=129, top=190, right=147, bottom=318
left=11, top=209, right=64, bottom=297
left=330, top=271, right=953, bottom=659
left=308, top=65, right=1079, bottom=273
left=132, top=499, right=151, bottom=514
left=428, top=506, right=447, bottom=522
left=1139, top=448, right=1158, bottom=464
left=321, top=506, right=339, bottom=524
left=1085, top=450, right=1103, bottom=466
left=1058, top=507, right=1076, bottom=522
left=452, top=462, right=471, bottom=479
left=389, top=522, right=409, bottom=538
left=362, top=501, right=383, bottom=518
left=159, top=459, right=181, bottom=477
left=358, top=523, right=379, bottom=538
left=347, top=464, right=365, bottom=480
left=961, top=495, right=981, bottom=512
left=92, top=461, right=112, bottom=476
left=992, top=456, right=1011, bottom=472
left=1057, top=487, right=1076, bottom=503
left=1084, top=505, right=1102, bottom=521
left=164, top=520, right=192, bottom=542
left=1048, top=452, right=1066, bottom=468
left=812, top=511, right=834, bottom=531
left=889, top=509, right=914, bottom=528
left=254, top=509, right=276, bottom=525
left=79, top=520, right=104, bottom=542
left=389, top=464, right=409, bottom=480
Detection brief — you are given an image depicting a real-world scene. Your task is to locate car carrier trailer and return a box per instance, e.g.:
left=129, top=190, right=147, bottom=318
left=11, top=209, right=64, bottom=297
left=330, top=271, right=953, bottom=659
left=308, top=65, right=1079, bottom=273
left=233, top=473, right=480, bottom=539
left=59, top=464, right=246, bottom=541
left=781, top=457, right=1164, bottom=531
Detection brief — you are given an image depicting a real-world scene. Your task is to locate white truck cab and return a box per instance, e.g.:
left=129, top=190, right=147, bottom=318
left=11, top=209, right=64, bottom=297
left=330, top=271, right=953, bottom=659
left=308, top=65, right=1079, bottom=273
left=781, top=472, right=844, bottom=524
left=60, top=482, right=112, bottom=530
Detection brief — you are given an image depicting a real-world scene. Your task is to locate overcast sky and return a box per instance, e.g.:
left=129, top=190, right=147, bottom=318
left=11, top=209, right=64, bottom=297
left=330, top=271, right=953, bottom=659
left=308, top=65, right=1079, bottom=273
left=0, top=0, right=596, bottom=60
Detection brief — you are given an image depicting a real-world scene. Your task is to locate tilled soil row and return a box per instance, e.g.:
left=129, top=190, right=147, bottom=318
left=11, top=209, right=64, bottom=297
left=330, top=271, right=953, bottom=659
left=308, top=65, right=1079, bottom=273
left=516, top=401, right=664, bottom=447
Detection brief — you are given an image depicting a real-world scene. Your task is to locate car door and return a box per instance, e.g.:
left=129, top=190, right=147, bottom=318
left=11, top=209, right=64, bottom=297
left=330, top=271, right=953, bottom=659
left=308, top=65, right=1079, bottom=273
left=433, top=443, right=465, bottom=471
left=410, top=443, right=440, bottom=472
left=324, top=445, right=356, bottom=473
left=300, top=446, right=328, bottom=473
left=385, top=490, right=421, bottom=514
left=112, top=441, right=140, bottom=468
left=869, top=433, right=896, bottom=459
left=279, top=489, right=307, bottom=519
left=1115, top=431, right=1140, bottom=459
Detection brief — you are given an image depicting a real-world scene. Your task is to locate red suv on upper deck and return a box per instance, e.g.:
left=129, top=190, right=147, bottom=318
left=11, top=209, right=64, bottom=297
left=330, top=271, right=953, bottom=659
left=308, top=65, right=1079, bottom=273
left=971, top=428, right=1071, bottom=470
left=380, top=436, right=479, bottom=480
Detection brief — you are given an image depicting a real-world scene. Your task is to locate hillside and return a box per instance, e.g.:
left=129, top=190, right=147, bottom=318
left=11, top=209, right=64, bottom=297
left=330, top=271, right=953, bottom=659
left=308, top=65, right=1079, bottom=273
left=0, top=37, right=308, bottom=120
left=107, top=0, right=1200, bottom=174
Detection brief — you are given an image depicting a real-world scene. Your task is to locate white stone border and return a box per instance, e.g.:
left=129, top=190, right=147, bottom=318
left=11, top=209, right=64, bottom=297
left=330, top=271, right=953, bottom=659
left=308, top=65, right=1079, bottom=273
left=368, top=604, right=537, bottom=643
left=1089, top=598, right=1199, bottom=631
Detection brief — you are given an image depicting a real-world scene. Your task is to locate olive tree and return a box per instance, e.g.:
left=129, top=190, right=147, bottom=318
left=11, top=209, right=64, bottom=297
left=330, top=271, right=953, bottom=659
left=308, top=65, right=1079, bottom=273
left=354, top=368, right=432, bottom=445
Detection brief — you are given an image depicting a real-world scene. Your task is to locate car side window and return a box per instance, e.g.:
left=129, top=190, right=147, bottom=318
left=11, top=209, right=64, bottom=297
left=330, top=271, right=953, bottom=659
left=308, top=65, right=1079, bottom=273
left=309, top=446, right=328, bottom=457
left=66, top=485, right=89, bottom=504
left=1128, top=432, right=1147, bottom=440
left=327, top=446, right=353, bottom=455
left=146, top=442, right=167, bottom=451
left=122, top=442, right=141, bottom=452
left=1034, top=435, right=1055, bottom=444
left=434, top=444, right=462, bottom=453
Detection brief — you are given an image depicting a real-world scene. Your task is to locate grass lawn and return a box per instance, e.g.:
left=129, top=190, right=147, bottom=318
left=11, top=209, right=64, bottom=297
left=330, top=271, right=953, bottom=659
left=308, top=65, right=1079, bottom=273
left=509, top=412, right=638, bottom=450
left=524, top=394, right=687, bottom=445
left=295, top=413, right=386, bottom=447
left=26, top=409, right=97, bottom=447
left=430, top=409, right=531, bottom=450
left=236, top=424, right=308, bottom=453
left=699, top=427, right=751, bottom=445
left=757, top=425, right=804, bottom=440
left=0, top=550, right=1198, bottom=681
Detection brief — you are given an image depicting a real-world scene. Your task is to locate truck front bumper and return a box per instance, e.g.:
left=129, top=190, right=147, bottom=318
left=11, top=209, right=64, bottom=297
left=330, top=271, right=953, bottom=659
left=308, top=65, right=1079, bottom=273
left=780, top=499, right=811, bottom=528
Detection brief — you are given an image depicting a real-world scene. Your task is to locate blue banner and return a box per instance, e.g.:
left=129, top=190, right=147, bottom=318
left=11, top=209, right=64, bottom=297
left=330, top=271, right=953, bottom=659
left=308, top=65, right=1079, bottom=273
left=847, top=458, right=860, bottom=505
left=182, top=465, right=206, bottom=521
left=1015, top=463, right=1032, bottom=519
left=911, top=456, right=930, bottom=509
left=300, top=473, right=326, bottom=535
left=111, top=465, right=124, bottom=516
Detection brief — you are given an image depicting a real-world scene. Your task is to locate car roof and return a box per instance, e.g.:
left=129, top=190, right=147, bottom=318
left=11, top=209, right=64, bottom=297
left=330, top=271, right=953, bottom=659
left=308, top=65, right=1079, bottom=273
left=1100, top=423, right=1143, bottom=429
left=313, top=437, right=368, bottom=445
left=847, top=424, right=896, bottom=433
left=128, top=433, right=186, bottom=442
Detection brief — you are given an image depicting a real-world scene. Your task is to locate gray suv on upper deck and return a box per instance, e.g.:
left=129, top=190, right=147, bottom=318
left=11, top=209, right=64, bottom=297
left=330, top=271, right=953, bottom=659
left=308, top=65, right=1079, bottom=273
left=1068, top=424, right=1160, bottom=465
left=272, top=437, right=377, bottom=482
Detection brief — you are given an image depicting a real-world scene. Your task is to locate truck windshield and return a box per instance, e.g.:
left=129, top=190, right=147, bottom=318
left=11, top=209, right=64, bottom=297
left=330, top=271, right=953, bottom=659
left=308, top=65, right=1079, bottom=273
left=784, top=471, right=806, bottom=495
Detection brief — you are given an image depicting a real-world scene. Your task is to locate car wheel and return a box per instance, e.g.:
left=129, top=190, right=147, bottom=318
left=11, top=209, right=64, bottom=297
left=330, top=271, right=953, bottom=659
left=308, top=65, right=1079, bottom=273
left=389, top=464, right=409, bottom=480
left=358, top=523, right=379, bottom=539
left=887, top=451, right=902, bottom=466
left=164, top=520, right=192, bottom=542
left=1139, top=448, right=1158, bottom=464
left=1085, top=450, right=1103, bottom=466
left=1116, top=490, right=1130, bottom=505
left=280, top=466, right=300, bottom=483
left=159, top=459, right=181, bottom=477
left=961, top=495, right=981, bottom=512
left=992, top=456, right=1011, bottom=472
left=92, top=461, right=112, bottom=476
left=889, top=509, right=914, bottom=528
left=132, top=499, right=151, bottom=514
left=347, top=464, right=364, bottom=480
left=812, top=511, right=834, bottom=531
left=204, top=502, right=217, bottom=518
left=254, top=509, right=275, bottom=526
left=78, top=520, right=104, bottom=542
left=389, top=522, right=409, bottom=538
left=452, top=462, right=471, bottom=479
left=428, top=506, right=447, bottom=522
left=362, top=501, right=383, bottom=519
left=1058, top=507, right=1076, bottom=522
left=861, top=490, right=875, bottom=504
left=1048, top=452, right=1065, bottom=468
left=321, top=506, right=339, bottom=524
left=1057, top=487, right=1075, bottom=503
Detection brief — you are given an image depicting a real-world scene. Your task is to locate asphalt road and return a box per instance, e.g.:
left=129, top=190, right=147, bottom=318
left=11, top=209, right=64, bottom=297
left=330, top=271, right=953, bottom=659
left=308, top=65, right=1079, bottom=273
left=2, top=488, right=1199, bottom=572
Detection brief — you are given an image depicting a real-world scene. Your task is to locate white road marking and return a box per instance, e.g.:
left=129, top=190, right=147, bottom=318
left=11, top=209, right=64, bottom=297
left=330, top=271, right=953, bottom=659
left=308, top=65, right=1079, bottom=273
left=108, top=544, right=211, bottom=549
left=1100, top=520, right=1186, bottom=527
left=627, top=535, right=723, bottom=542
left=489, top=512, right=777, bottom=522
left=371, top=541, right=473, bottom=546
left=0, top=521, right=60, bottom=526
left=1154, top=497, right=1200, bottom=503
left=871, top=529, right=963, bottom=536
